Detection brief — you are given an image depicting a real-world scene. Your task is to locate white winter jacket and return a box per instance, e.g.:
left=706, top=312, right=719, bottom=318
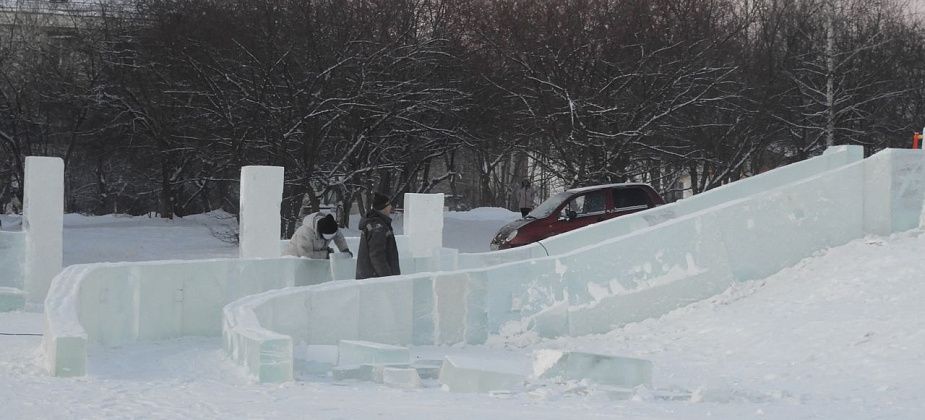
left=283, top=212, right=349, bottom=259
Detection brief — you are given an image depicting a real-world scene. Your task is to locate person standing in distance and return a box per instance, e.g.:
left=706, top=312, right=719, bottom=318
left=356, top=192, right=400, bottom=279
left=516, top=179, right=536, bottom=218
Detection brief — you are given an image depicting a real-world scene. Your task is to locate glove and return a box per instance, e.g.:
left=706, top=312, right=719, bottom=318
left=341, top=250, right=354, bottom=258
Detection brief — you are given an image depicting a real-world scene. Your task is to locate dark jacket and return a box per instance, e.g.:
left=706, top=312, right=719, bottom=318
left=355, top=209, right=400, bottom=279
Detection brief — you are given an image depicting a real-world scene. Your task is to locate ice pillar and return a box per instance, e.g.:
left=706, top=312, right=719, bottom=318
left=23, top=156, right=64, bottom=303
left=404, top=193, right=444, bottom=258
left=239, top=166, right=284, bottom=259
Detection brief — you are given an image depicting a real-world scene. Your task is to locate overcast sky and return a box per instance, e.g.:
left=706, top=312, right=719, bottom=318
left=913, top=0, right=925, bottom=14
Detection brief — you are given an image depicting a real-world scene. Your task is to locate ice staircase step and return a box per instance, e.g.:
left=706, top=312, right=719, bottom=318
left=532, top=350, right=653, bottom=388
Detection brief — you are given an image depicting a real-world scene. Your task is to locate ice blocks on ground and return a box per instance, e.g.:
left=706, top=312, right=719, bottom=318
left=0, top=287, right=24, bottom=312
left=532, top=350, right=653, bottom=388
left=411, top=360, right=442, bottom=379
left=404, top=193, right=444, bottom=258
left=438, top=356, right=526, bottom=393
left=331, top=363, right=420, bottom=387
left=23, top=156, right=63, bottom=303
left=239, top=166, right=284, bottom=259
left=382, top=367, right=423, bottom=389
left=337, top=340, right=410, bottom=366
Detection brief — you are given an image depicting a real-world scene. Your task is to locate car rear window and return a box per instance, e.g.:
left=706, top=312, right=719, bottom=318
left=613, top=188, right=650, bottom=209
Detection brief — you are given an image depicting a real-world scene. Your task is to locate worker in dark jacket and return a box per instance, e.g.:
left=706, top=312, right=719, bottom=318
left=355, top=192, right=401, bottom=279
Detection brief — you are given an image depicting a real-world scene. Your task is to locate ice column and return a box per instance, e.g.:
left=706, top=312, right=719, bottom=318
left=404, top=193, right=444, bottom=258
left=239, top=166, right=284, bottom=259
left=23, top=156, right=63, bottom=303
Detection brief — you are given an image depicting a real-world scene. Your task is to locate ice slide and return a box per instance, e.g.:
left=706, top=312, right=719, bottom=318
left=42, top=146, right=925, bottom=382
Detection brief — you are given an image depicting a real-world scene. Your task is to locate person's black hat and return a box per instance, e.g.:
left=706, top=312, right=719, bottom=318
left=372, top=192, right=391, bottom=211
left=317, top=214, right=338, bottom=235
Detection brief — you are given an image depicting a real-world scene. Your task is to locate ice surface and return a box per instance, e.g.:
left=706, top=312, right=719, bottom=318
left=456, top=243, right=547, bottom=270
left=306, top=282, right=359, bottom=344
left=0, top=287, right=24, bottom=312
left=483, top=258, right=562, bottom=333
left=23, top=156, right=63, bottom=303
left=329, top=252, right=356, bottom=280
left=239, top=166, right=284, bottom=259
left=290, top=257, right=333, bottom=287
left=0, top=231, right=24, bottom=291
left=438, top=356, right=526, bottom=393
left=358, top=278, right=414, bottom=344
left=432, top=272, right=488, bottom=345
left=539, top=145, right=864, bottom=256
left=432, top=273, right=465, bottom=344
left=532, top=350, right=653, bottom=388
left=716, top=162, right=864, bottom=282
left=883, top=151, right=925, bottom=232
left=411, top=274, right=435, bottom=345
left=404, top=193, right=444, bottom=258
left=337, top=340, right=410, bottom=366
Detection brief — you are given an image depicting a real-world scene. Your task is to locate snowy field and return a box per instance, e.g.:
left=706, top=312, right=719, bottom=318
left=2, top=210, right=924, bottom=419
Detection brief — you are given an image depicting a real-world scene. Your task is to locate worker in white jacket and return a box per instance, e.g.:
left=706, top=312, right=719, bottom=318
left=284, top=212, right=352, bottom=259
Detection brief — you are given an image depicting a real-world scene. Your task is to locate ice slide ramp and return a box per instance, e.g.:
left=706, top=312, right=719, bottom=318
left=223, top=147, right=925, bottom=381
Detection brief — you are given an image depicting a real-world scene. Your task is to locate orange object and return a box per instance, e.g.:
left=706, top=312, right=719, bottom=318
left=915, top=132, right=923, bottom=149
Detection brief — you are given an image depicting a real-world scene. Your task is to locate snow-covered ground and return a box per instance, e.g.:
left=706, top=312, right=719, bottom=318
left=0, top=207, right=519, bottom=265
left=2, top=210, right=924, bottom=419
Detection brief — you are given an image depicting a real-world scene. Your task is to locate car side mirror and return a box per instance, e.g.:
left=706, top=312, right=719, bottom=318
left=566, top=210, right=577, bottom=220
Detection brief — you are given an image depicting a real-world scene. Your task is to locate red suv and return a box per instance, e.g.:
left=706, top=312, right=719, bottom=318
left=490, top=183, right=664, bottom=250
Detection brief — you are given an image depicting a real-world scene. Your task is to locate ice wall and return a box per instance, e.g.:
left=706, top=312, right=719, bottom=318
left=43, top=257, right=332, bottom=376
left=23, top=156, right=64, bottom=303
left=454, top=146, right=864, bottom=268
left=43, top=247, right=458, bottom=377
left=239, top=166, right=284, bottom=259
left=538, top=145, right=864, bottom=256
left=221, top=148, right=925, bottom=382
